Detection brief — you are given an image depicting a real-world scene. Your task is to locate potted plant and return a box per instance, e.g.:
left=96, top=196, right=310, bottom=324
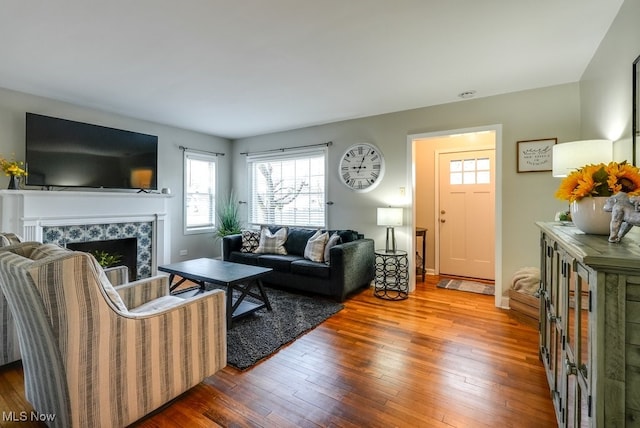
left=0, top=154, right=27, bottom=189
left=555, top=161, right=640, bottom=234
left=91, top=250, right=122, bottom=268
left=215, top=192, right=242, bottom=239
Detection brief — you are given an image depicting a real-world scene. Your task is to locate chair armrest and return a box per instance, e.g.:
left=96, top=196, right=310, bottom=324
left=115, top=275, right=170, bottom=309
left=125, top=288, right=226, bottom=318
left=104, top=288, right=227, bottom=423
left=103, top=265, right=129, bottom=286
left=0, top=232, right=22, bottom=246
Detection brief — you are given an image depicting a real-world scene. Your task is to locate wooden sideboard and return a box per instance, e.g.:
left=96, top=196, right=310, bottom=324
left=537, top=222, right=640, bottom=427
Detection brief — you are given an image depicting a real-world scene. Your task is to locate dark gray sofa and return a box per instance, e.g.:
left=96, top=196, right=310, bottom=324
left=222, top=228, right=374, bottom=302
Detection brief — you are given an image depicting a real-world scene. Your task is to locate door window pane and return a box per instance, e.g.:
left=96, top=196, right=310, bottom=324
left=450, top=156, right=492, bottom=185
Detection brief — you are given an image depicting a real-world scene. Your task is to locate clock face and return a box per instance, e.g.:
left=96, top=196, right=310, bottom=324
left=339, top=143, right=385, bottom=192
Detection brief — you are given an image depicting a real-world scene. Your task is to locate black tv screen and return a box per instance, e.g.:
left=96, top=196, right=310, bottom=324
left=25, top=113, right=158, bottom=190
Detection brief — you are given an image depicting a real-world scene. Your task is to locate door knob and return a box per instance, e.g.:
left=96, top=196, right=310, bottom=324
left=440, top=219, right=446, bottom=223
left=440, top=210, right=446, bottom=214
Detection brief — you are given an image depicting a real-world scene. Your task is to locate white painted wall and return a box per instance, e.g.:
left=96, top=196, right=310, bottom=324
left=0, top=87, right=232, bottom=263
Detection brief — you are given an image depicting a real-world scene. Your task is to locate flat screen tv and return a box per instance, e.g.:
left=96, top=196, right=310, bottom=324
left=25, top=113, right=158, bottom=190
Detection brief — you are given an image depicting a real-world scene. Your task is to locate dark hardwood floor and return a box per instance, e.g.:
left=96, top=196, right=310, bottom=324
left=0, top=276, right=556, bottom=427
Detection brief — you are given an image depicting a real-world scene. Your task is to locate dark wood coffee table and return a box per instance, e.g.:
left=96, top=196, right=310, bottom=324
left=158, top=258, right=272, bottom=328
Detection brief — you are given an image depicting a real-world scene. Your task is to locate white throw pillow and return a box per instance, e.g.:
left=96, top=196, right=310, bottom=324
left=255, top=226, right=288, bottom=255
left=304, top=230, right=328, bottom=263
left=324, top=232, right=342, bottom=264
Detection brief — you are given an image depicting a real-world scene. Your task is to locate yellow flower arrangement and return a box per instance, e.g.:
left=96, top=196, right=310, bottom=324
left=555, top=161, right=640, bottom=203
left=0, top=155, right=27, bottom=178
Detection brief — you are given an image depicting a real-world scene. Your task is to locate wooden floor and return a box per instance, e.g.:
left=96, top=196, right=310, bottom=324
left=0, top=276, right=556, bottom=427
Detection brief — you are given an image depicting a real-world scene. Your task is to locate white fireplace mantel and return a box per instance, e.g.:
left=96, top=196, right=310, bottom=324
left=0, top=190, right=172, bottom=274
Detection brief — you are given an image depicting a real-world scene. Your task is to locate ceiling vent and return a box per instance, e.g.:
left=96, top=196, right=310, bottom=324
left=458, top=90, right=476, bottom=99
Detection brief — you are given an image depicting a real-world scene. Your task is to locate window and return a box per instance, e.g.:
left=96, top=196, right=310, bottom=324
left=247, top=148, right=326, bottom=227
left=184, top=151, right=217, bottom=234
left=449, top=157, right=491, bottom=185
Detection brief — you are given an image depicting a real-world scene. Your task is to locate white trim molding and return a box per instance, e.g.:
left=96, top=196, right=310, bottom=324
left=0, top=190, right=172, bottom=274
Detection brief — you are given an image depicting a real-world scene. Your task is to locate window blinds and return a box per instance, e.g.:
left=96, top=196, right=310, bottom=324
left=247, top=148, right=326, bottom=227
left=184, top=151, right=216, bottom=230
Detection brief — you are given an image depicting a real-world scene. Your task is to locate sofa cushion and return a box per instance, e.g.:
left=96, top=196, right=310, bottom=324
left=304, top=230, right=328, bottom=262
left=240, top=230, right=260, bottom=253
left=257, top=254, right=303, bottom=272
left=291, top=259, right=331, bottom=279
left=284, top=228, right=317, bottom=256
left=255, top=226, right=288, bottom=255
left=324, top=232, right=342, bottom=264
left=229, top=251, right=261, bottom=266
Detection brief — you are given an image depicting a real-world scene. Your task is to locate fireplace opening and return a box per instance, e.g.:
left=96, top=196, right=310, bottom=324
left=67, top=238, right=137, bottom=282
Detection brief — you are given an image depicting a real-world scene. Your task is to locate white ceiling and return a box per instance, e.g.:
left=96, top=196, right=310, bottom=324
left=0, top=1, right=624, bottom=139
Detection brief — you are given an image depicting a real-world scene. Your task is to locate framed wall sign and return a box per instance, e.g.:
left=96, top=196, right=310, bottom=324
left=633, top=54, right=639, bottom=165
left=517, top=138, right=557, bottom=172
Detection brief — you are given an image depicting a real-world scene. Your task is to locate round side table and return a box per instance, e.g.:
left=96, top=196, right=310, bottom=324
left=374, top=249, right=409, bottom=300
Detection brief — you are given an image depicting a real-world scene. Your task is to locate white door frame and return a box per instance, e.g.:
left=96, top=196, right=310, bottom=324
left=406, top=124, right=505, bottom=308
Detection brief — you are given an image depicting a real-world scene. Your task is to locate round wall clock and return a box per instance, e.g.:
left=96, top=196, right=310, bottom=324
left=338, top=143, right=385, bottom=192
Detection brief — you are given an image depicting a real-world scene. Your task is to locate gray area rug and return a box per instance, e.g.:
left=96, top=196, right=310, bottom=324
left=214, top=285, right=344, bottom=370
left=436, top=278, right=495, bottom=296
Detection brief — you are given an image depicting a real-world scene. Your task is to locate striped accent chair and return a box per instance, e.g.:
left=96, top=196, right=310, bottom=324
left=0, top=232, right=23, bottom=366
left=0, top=233, right=130, bottom=367
left=0, top=242, right=227, bottom=427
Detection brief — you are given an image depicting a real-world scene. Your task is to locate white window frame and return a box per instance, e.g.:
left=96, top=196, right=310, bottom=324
left=183, top=150, right=217, bottom=235
left=246, top=147, right=327, bottom=228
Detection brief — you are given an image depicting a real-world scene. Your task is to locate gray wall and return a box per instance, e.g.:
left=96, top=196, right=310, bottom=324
left=231, top=0, right=638, bottom=301
left=0, top=0, right=633, bottom=299
left=580, top=0, right=640, bottom=163
left=0, top=87, right=232, bottom=263
left=231, top=83, right=580, bottom=299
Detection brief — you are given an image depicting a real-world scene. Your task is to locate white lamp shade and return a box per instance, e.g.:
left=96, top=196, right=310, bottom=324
left=552, top=139, right=613, bottom=177
left=377, top=207, right=403, bottom=226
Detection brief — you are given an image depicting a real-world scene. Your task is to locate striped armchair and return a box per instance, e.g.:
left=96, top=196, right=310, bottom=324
left=0, top=242, right=227, bottom=427
left=0, top=232, right=23, bottom=366
left=0, top=233, right=129, bottom=367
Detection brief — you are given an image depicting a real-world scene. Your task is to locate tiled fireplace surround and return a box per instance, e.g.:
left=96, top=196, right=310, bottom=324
left=0, top=190, right=171, bottom=278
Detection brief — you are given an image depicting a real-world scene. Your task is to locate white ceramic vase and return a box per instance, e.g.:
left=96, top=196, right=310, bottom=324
left=570, top=197, right=611, bottom=235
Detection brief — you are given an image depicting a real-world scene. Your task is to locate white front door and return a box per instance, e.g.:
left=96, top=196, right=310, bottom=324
left=438, top=149, right=495, bottom=280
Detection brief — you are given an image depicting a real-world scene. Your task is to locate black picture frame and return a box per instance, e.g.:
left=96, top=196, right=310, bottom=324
left=633, top=54, right=639, bottom=165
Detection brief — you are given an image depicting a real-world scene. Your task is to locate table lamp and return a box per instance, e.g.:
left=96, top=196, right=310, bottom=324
left=377, top=207, right=403, bottom=252
left=552, top=139, right=612, bottom=177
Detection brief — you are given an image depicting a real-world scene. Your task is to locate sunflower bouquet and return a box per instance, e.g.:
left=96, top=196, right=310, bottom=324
left=555, top=161, right=640, bottom=202
left=0, top=155, right=27, bottom=177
